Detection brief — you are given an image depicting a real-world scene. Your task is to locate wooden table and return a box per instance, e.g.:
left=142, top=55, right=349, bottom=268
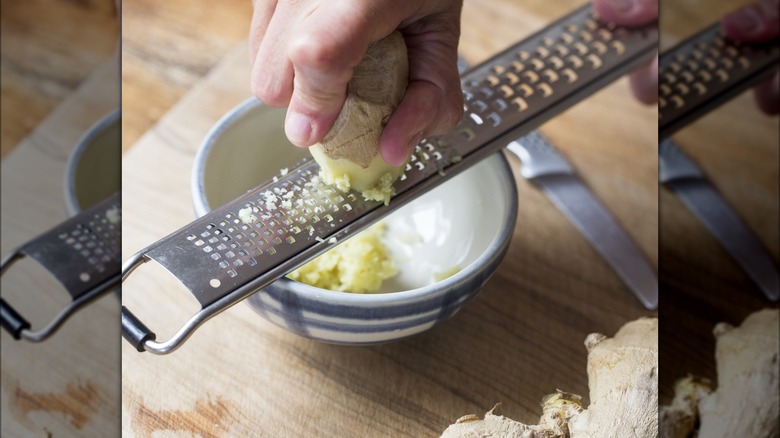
left=658, top=0, right=780, bottom=403
left=121, top=0, right=253, bottom=153
left=0, top=0, right=118, bottom=159
left=121, top=0, right=658, bottom=436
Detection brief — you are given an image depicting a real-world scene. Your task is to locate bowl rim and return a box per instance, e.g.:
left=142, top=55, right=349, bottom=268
left=64, top=109, right=120, bottom=216
left=193, top=97, right=519, bottom=305
left=192, top=96, right=263, bottom=218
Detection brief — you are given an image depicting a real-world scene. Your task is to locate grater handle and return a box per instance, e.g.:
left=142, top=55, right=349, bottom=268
left=0, top=275, right=121, bottom=343
left=0, top=250, right=31, bottom=340
left=1, top=298, right=31, bottom=339
left=1, top=246, right=121, bottom=342
left=121, top=306, right=156, bottom=352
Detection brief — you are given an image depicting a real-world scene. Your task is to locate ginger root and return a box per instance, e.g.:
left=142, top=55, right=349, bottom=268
left=441, top=317, right=658, bottom=438
left=310, top=31, right=408, bottom=205
left=660, top=308, right=780, bottom=438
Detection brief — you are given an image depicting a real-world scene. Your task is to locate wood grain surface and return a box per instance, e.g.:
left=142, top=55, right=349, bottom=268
left=0, top=0, right=118, bottom=159
left=658, top=0, right=780, bottom=404
left=121, top=0, right=658, bottom=436
left=120, top=0, right=252, bottom=153
left=1, top=60, right=120, bottom=437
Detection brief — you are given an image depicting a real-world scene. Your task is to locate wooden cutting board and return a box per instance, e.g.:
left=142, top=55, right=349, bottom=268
left=120, top=2, right=658, bottom=436
left=1, top=59, right=120, bottom=437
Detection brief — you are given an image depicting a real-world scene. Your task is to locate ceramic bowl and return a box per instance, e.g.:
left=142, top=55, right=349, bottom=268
left=64, top=110, right=121, bottom=215
left=193, top=97, right=518, bottom=344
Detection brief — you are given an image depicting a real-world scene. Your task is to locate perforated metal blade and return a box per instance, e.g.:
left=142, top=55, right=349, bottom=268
left=659, top=23, right=779, bottom=140
left=1, top=192, right=121, bottom=342
left=121, top=4, right=658, bottom=354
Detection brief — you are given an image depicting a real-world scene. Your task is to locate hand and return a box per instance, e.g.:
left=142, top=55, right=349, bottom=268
left=249, top=0, right=465, bottom=166
left=592, top=0, right=659, bottom=105
left=721, top=0, right=779, bottom=115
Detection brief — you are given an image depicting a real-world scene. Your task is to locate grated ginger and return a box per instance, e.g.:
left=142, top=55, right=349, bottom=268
left=287, top=223, right=397, bottom=293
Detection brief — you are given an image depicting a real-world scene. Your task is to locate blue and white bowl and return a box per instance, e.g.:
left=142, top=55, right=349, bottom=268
left=193, top=98, right=518, bottom=344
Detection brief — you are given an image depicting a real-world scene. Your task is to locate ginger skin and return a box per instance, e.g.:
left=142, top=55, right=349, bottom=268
left=310, top=31, right=408, bottom=204
left=660, top=308, right=780, bottom=438
left=441, top=318, right=658, bottom=438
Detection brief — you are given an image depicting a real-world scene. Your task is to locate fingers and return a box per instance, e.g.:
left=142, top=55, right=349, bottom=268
left=283, top=1, right=464, bottom=149
left=753, top=71, right=780, bottom=115
left=283, top=3, right=375, bottom=147
left=250, top=3, right=297, bottom=108
left=629, top=54, right=658, bottom=105
left=250, top=0, right=465, bottom=152
left=721, top=0, right=780, bottom=42
left=592, top=0, right=658, bottom=104
left=380, top=21, right=464, bottom=166
left=253, top=1, right=403, bottom=147
left=380, top=78, right=463, bottom=166
left=248, top=0, right=277, bottom=65
left=592, top=0, right=658, bottom=27
left=720, top=0, right=779, bottom=115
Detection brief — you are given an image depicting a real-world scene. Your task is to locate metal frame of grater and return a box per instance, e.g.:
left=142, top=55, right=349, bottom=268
left=659, top=22, right=779, bottom=140
left=1, top=192, right=122, bottom=342
left=121, top=4, right=657, bottom=354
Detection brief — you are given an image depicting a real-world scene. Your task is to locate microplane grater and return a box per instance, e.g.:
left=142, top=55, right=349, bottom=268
left=659, top=23, right=779, bottom=140
left=121, top=4, right=657, bottom=354
left=1, top=192, right=121, bottom=342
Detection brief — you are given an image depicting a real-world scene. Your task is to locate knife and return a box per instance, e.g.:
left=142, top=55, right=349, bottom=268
left=507, top=131, right=658, bottom=309
left=659, top=139, right=779, bottom=301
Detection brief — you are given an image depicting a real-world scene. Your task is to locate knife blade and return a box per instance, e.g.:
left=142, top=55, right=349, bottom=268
left=508, top=131, right=658, bottom=309
left=659, top=139, right=779, bottom=301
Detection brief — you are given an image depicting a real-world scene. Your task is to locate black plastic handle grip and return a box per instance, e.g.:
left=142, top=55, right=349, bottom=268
left=121, top=306, right=156, bottom=352
left=1, top=298, right=31, bottom=340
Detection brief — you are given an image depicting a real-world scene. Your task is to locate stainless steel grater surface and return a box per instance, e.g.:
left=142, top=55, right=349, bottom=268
left=1, top=192, right=121, bottom=342
left=121, top=4, right=657, bottom=354
left=659, top=23, right=779, bottom=140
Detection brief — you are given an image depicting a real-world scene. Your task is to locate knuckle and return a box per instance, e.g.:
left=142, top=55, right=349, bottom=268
left=288, top=33, right=342, bottom=71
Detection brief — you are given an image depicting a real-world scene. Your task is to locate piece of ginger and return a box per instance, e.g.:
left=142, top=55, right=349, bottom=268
left=309, top=31, right=408, bottom=205
left=660, top=308, right=779, bottom=438
left=441, top=317, right=659, bottom=438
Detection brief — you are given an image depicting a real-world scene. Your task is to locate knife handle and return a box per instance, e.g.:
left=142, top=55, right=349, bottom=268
left=509, top=131, right=575, bottom=179
left=658, top=138, right=704, bottom=183
left=658, top=23, right=779, bottom=139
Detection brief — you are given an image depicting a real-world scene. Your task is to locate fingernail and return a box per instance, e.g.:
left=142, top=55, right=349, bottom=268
left=724, top=7, right=761, bottom=37
left=285, top=111, right=313, bottom=147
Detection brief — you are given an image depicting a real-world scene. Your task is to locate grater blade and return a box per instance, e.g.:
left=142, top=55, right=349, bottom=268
left=121, top=4, right=658, bottom=354
left=659, top=23, right=779, bottom=140
left=1, top=192, right=121, bottom=342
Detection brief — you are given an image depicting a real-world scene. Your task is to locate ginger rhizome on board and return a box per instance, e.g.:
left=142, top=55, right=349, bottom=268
left=660, top=308, right=779, bottom=438
left=441, top=317, right=659, bottom=437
